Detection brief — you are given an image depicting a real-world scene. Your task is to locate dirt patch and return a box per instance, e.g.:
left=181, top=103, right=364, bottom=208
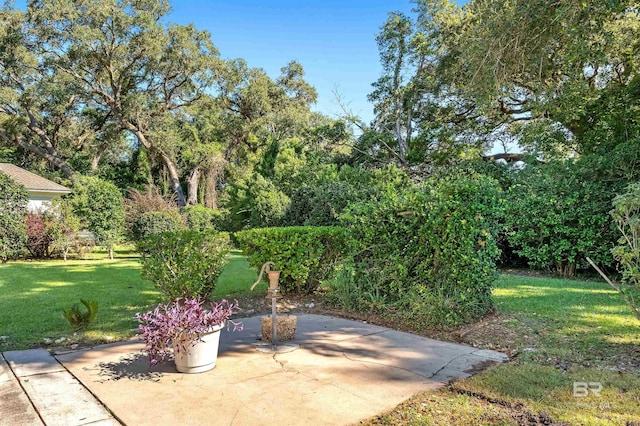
left=450, top=387, right=571, bottom=426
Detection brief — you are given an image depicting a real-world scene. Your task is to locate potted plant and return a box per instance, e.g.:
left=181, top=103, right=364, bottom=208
left=136, top=297, right=242, bottom=373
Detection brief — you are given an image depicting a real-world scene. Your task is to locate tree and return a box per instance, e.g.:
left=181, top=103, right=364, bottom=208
left=0, top=172, right=28, bottom=262
left=169, top=98, right=227, bottom=207
left=49, top=198, right=82, bottom=261
left=0, top=6, right=86, bottom=177
left=429, top=0, right=640, bottom=155
left=68, top=175, right=124, bottom=259
left=369, top=12, right=416, bottom=165
left=25, top=0, right=223, bottom=207
left=365, top=2, right=494, bottom=167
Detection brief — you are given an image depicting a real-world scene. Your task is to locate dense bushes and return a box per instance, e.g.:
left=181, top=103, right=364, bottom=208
left=281, top=165, right=409, bottom=226
left=336, top=174, right=504, bottom=327
left=183, top=204, right=222, bottom=232
left=68, top=175, right=124, bottom=258
left=222, top=174, right=290, bottom=231
left=0, top=173, right=28, bottom=262
left=131, top=211, right=183, bottom=241
left=235, top=226, right=352, bottom=293
left=137, top=230, right=230, bottom=300
left=504, top=161, right=615, bottom=276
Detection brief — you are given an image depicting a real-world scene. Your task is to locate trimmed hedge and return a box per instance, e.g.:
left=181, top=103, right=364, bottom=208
left=235, top=226, right=352, bottom=294
left=137, top=230, right=230, bottom=300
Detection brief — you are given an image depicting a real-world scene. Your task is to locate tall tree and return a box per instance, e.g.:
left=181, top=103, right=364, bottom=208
left=369, top=12, right=416, bottom=165
left=431, top=0, right=640, bottom=154
left=27, top=0, right=222, bottom=206
left=0, top=6, right=89, bottom=176
left=367, top=2, right=490, bottom=167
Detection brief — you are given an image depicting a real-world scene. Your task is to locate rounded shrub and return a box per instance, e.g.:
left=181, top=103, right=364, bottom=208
left=137, top=229, right=230, bottom=300
left=183, top=205, right=223, bottom=232
left=132, top=211, right=183, bottom=242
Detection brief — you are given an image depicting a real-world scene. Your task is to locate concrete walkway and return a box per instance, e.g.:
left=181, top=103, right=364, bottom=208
left=1, top=349, right=118, bottom=426
left=1, top=314, right=508, bottom=426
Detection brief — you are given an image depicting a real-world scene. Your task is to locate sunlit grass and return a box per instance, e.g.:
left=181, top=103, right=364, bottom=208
left=0, top=248, right=257, bottom=351
left=367, top=273, right=640, bottom=425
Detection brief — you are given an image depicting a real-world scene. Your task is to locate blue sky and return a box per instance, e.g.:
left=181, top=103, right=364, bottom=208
left=167, top=1, right=426, bottom=125
left=15, top=0, right=467, bottom=126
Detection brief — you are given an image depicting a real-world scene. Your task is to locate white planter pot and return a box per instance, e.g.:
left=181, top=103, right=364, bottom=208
left=174, top=323, right=224, bottom=374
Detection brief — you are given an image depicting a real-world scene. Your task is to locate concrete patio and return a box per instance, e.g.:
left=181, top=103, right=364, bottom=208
left=1, top=314, right=508, bottom=426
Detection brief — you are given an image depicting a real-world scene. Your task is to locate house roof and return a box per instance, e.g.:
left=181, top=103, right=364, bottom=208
left=0, top=163, right=71, bottom=194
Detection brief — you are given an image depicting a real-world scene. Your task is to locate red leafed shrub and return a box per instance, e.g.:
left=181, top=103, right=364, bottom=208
left=25, top=212, right=53, bottom=258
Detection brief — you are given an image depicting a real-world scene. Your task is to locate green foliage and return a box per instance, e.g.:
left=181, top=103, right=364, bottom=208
left=183, top=204, right=223, bottom=232
left=281, top=165, right=409, bottom=226
left=131, top=211, right=184, bottom=242
left=283, top=182, right=366, bottom=226
left=235, top=226, right=352, bottom=294
left=223, top=173, right=290, bottom=231
left=49, top=198, right=82, bottom=261
left=612, top=183, right=640, bottom=286
left=137, top=230, right=230, bottom=301
left=504, top=161, right=614, bottom=276
left=68, top=176, right=124, bottom=255
left=0, top=172, right=28, bottom=262
left=337, top=174, right=504, bottom=327
left=611, top=183, right=640, bottom=320
left=62, top=299, right=98, bottom=332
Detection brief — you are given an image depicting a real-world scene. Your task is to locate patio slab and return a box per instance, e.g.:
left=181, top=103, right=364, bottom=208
left=2, top=349, right=116, bottom=426
left=0, top=354, right=44, bottom=426
left=54, top=314, right=508, bottom=426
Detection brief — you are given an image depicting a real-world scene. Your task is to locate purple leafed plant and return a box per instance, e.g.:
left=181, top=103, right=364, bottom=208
left=136, top=296, right=242, bottom=365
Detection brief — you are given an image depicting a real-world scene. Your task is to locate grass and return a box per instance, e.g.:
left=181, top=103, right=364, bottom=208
left=0, top=248, right=260, bottom=351
left=366, top=274, right=640, bottom=425
left=215, top=250, right=264, bottom=296
left=3, top=252, right=639, bottom=424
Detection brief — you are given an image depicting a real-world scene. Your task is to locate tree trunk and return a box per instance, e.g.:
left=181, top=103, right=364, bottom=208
left=158, top=150, right=186, bottom=208
left=186, top=166, right=202, bottom=206
left=204, top=158, right=226, bottom=209
left=90, top=147, right=107, bottom=170
left=127, top=127, right=187, bottom=207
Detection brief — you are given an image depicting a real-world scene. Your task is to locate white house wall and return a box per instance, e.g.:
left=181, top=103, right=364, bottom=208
left=27, top=191, right=62, bottom=212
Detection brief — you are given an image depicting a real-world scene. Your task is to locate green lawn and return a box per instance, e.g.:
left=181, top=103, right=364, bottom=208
left=3, top=254, right=639, bottom=424
left=0, top=249, right=260, bottom=351
left=367, top=274, right=640, bottom=425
